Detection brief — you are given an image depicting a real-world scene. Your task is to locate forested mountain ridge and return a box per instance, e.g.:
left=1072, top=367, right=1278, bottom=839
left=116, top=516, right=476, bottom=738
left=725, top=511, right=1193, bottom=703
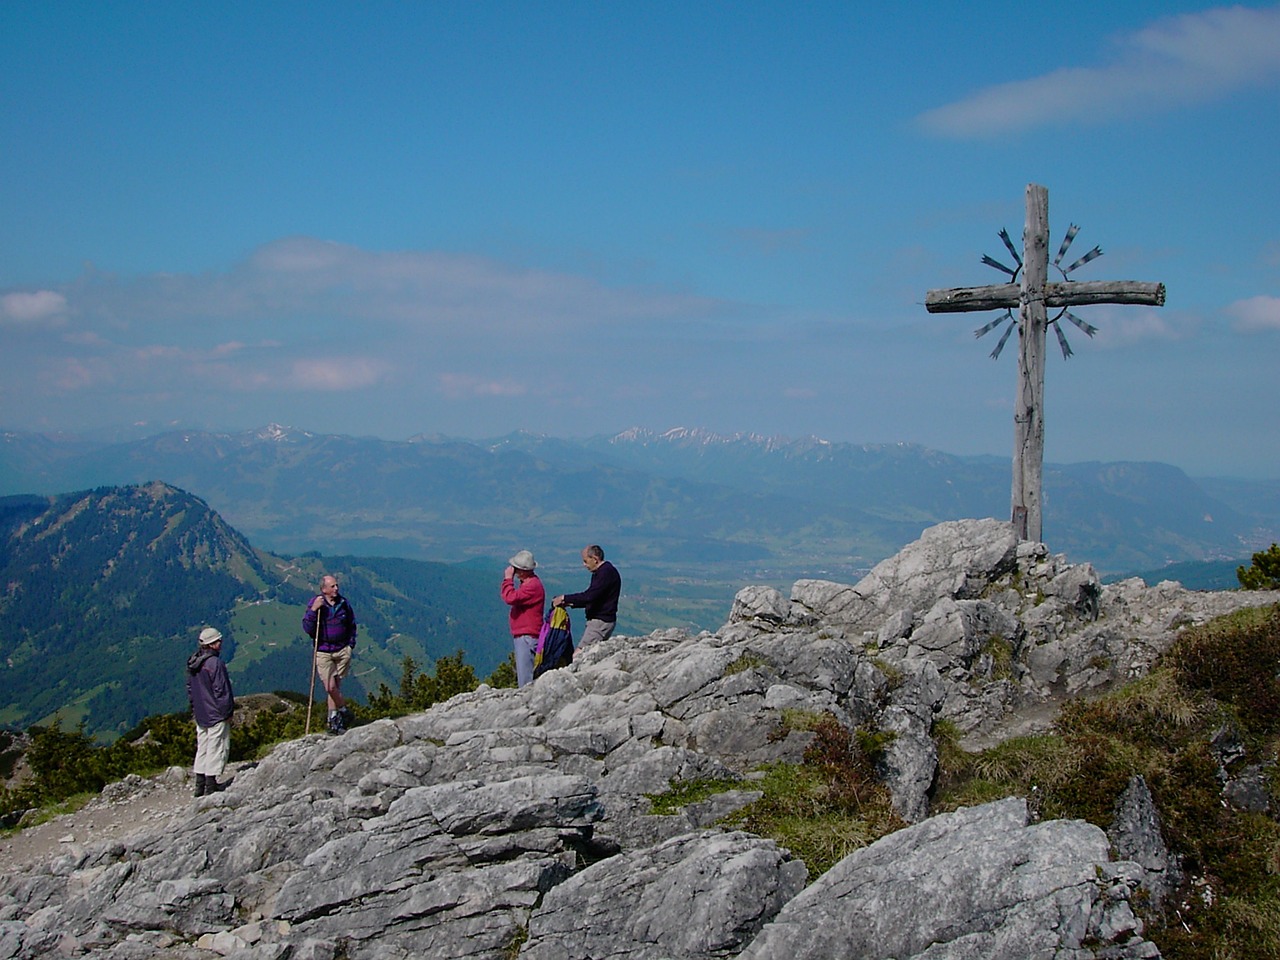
left=0, top=483, right=283, bottom=738
left=0, top=483, right=513, bottom=741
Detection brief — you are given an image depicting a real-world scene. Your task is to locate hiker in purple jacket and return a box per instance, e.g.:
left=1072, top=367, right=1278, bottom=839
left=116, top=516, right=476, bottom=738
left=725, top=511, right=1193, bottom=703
left=302, top=574, right=358, bottom=734
left=553, top=544, right=621, bottom=649
left=186, top=626, right=235, bottom=797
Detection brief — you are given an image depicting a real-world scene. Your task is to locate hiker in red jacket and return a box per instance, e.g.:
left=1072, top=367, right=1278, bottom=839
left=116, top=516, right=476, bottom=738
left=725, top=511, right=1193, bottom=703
left=502, top=550, right=545, bottom=687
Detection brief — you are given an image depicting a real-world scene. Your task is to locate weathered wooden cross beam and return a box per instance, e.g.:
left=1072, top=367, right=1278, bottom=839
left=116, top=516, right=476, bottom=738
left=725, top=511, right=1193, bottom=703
left=925, top=183, right=1165, bottom=543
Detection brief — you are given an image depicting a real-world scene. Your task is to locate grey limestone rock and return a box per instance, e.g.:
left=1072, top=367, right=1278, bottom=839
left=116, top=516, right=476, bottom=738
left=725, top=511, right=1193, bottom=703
left=739, top=797, right=1159, bottom=960
left=1223, top=766, right=1272, bottom=815
left=877, top=658, right=945, bottom=823
left=728, top=585, right=790, bottom=624
left=1109, top=775, right=1183, bottom=911
left=522, top=830, right=806, bottom=960
left=5, top=517, right=1271, bottom=958
left=789, top=518, right=1020, bottom=633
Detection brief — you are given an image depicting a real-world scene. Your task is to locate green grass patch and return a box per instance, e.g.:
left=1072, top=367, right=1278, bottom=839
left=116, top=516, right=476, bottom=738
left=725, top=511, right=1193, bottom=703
left=725, top=652, right=768, bottom=676
left=723, top=715, right=905, bottom=880
left=776, top=708, right=827, bottom=735
left=982, top=635, right=1014, bottom=680
left=502, top=925, right=529, bottom=960
left=2, top=791, right=97, bottom=833
left=646, top=777, right=747, bottom=815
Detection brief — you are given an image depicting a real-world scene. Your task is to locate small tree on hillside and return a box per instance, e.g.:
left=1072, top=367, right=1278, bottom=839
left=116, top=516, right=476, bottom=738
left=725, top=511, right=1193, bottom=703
left=1237, top=543, right=1280, bottom=590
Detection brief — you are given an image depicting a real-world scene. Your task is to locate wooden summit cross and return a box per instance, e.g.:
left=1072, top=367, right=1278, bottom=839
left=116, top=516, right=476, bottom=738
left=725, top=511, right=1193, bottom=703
left=925, top=183, right=1165, bottom=543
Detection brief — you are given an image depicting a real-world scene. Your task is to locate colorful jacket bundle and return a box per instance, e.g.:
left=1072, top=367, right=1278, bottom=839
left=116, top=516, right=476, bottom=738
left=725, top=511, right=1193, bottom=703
left=533, top=606, right=574, bottom=679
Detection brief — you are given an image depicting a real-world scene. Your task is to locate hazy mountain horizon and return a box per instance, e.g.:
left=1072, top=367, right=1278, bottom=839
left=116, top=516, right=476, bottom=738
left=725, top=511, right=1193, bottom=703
left=6, top=420, right=1275, bottom=483
left=3, top=422, right=1277, bottom=585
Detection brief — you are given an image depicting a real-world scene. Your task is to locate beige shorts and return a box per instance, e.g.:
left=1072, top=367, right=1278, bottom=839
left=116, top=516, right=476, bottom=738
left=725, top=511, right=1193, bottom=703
left=315, top=646, right=352, bottom=684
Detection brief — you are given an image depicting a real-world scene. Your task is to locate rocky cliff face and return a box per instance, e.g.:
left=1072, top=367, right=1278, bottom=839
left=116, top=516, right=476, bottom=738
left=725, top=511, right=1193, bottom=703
left=2, top=519, right=1276, bottom=960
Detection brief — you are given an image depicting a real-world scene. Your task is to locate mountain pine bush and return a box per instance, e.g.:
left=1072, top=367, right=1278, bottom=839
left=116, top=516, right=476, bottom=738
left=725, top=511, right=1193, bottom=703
left=1238, top=543, right=1280, bottom=590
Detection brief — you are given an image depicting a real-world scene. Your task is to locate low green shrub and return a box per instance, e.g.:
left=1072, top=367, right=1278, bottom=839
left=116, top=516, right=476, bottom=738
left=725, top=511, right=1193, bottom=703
left=933, top=603, right=1280, bottom=959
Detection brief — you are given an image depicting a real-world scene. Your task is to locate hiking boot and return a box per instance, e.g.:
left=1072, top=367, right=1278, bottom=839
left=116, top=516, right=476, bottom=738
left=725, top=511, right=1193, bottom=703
left=327, top=713, right=346, bottom=735
left=193, top=773, right=207, bottom=798
left=339, top=706, right=355, bottom=727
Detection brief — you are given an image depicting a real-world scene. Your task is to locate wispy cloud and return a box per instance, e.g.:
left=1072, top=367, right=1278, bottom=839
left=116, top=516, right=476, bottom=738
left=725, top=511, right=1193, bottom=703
left=918, top=5, right=1280, bottom=138
left=48, top=237, right=725, bottom=333
left=1091, top=308, right=1198, bottom=348
left=438, top=373, right=528, bottom=400
left=286, top=358, right=389, bottom=391
left=0, top=238, right=738, bottom=423
left=1227, top=294, right=1280, bottom=331
left=1, top=290, right=67, bottom=324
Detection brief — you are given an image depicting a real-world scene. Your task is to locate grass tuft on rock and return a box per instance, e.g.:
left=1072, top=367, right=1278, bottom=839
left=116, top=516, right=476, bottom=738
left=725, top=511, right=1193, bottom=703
left=723, top=714, right=905, bottom=880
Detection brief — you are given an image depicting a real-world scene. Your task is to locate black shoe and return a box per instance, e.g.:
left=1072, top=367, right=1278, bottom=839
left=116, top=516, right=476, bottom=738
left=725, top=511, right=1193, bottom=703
left=193, top=773, right=207, bottom=798
left=339, top=706, right=355, bottom=726
left=327, top=714, right=345, bottom=735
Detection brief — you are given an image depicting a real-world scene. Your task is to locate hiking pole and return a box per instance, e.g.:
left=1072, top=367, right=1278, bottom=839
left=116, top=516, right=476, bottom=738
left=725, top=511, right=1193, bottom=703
left=305, top=604, right=322, bottom=735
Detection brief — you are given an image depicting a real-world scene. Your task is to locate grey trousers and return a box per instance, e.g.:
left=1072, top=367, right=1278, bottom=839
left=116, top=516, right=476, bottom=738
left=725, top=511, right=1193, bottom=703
left=513, top=634, right=538, bottom=686
left=578, top=618, right=616, bottom=649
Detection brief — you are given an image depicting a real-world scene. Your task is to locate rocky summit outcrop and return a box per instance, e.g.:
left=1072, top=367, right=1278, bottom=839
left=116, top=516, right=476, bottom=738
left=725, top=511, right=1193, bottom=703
left=2, top=519, right=1276, bottom=960
left=774, top=518, right=1280, bottom=746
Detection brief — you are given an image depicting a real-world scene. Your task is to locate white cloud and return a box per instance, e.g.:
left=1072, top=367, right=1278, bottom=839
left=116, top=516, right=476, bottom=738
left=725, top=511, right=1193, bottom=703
left=286, top=358, right=388, bottom=391
left=1090, top=307, right=1196, bottom=348
left=7, top=238, right=744, bottom=406
left=0, top=238, right=762, bottom=434
left=57, top=237, right=725, bottom=336
left=1227, top=295, right=1280, bottom=331
left=918, top=5, right=1280, bottom=137
left=438, top=373, right=528, bottom=400
left=50, top=358, right=97, bottom=391
left=1, top=290, right=67, bottom=324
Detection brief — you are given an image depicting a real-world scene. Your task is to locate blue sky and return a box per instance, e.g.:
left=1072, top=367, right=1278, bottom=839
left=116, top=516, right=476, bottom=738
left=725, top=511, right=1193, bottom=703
left=2, top=2, right=1278, bottom=477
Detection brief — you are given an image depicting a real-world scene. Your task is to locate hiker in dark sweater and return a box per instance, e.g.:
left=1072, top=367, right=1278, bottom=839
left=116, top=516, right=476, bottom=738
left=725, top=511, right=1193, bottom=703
left=553, top=544, right=621, bottom=649
left=186, top=627, right=235, bottom=797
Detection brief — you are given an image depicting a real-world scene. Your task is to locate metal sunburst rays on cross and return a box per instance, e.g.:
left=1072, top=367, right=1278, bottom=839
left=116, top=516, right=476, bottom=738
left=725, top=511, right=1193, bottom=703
left=975, top=223, right=1102, bottom=360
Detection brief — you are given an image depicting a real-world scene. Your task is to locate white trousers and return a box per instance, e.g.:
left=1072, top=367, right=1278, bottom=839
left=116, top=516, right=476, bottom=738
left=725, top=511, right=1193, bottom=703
left=193, top=720, right=230, bottom=776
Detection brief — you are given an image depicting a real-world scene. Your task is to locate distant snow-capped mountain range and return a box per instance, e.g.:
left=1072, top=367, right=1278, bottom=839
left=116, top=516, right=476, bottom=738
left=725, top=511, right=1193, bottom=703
left=1, top=423, right=1277, bottom=578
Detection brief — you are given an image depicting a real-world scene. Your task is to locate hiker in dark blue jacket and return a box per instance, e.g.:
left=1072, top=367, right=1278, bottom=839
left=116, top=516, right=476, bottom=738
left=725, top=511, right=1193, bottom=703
left=187, top=626, right=235, bottom=797
left=554, top=544, right=621, bottom=649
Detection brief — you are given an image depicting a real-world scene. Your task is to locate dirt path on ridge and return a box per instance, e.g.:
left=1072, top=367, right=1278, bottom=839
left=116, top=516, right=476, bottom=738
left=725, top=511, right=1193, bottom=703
left=0, top=764, right=246, bottom=876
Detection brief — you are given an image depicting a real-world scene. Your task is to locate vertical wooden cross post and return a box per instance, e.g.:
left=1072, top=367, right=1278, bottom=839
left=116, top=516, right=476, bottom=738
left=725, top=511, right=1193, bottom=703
left=925, top=183, right=1165, bottom=543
